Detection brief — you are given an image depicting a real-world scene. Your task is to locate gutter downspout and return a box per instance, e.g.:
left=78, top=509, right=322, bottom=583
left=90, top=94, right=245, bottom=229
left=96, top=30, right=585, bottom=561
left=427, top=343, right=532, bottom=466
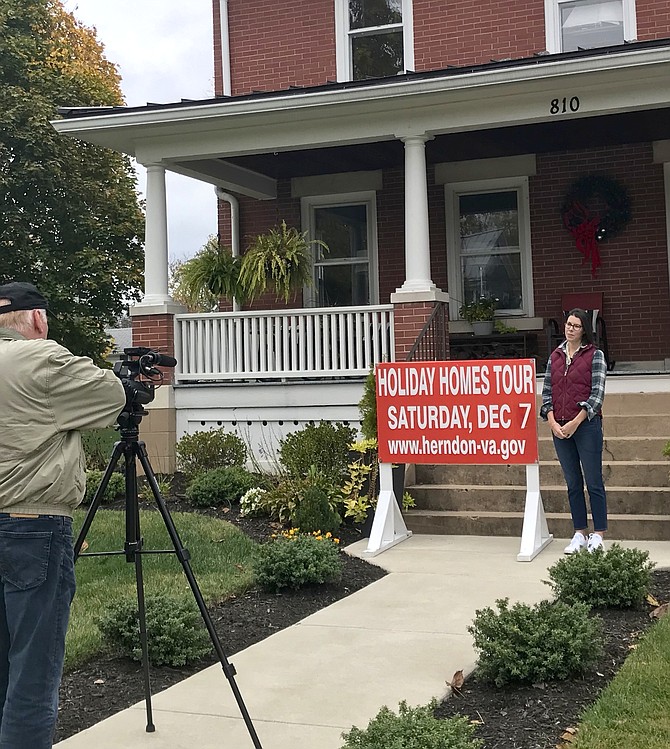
left=219, top=0, right=231, bottom=97
left=215, top=187, right=240, bottom=311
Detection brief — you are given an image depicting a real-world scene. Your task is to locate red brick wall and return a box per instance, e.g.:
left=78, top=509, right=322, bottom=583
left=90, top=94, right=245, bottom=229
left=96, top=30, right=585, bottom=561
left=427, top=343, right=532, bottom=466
left=413, top=0, right=545, bottom=70
left=637, top=0, right=670, bottom=40
left=224, top=0, right=337, bottom=96
left=377, top=168, right=406, bottom=302
left=213, top=1, right=670, bottom=96
left=530, top=143, right=670, bottom=364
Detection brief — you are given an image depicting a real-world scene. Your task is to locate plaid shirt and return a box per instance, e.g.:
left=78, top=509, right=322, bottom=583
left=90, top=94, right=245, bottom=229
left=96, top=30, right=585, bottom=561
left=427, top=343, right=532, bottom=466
left=541, top=341, right=606, bottom=421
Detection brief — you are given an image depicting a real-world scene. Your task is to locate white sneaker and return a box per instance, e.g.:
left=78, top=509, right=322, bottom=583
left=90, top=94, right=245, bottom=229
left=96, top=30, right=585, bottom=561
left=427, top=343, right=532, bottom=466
left=587, top=533, right=605, bottom=553
left=564, top=531, right=587, bottom=554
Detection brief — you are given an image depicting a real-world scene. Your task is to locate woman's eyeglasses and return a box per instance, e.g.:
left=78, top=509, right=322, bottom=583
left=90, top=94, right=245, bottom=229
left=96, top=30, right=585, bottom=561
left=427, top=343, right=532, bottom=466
left=565, top=322, right=583, bottom=330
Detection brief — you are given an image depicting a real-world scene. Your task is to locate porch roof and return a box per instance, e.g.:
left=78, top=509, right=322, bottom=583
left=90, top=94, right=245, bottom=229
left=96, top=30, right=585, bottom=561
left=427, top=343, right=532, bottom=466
left=51, top=39, right=670, bottom=198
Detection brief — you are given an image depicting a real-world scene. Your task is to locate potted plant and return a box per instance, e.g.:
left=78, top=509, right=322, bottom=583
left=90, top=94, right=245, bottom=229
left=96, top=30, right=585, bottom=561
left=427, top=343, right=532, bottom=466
left=459, top=296, right=497, bottom=335
left=239, top=220, right=327, bottom=304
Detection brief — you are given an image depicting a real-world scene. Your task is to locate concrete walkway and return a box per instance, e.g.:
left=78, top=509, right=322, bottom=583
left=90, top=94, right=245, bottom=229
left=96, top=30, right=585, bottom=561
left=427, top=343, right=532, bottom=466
left=55, top=535, right=670, bottom=749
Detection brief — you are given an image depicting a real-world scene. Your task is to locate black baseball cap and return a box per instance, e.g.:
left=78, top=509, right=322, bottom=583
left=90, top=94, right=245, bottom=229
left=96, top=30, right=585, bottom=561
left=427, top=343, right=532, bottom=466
left=0, top=282, right=49, bottom=313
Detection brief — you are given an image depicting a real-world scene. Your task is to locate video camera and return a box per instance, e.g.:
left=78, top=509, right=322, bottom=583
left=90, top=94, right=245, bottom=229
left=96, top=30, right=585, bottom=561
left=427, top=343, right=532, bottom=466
left=113, top=347, right=177, bottom=410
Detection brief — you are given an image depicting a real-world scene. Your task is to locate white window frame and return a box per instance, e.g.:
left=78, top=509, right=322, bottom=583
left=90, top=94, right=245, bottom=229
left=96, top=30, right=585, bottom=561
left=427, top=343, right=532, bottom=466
left=335, top=0, right=414, bottom=82
left=445, top=177, right=534, bottom=321
left=544, top=0, right=637, bottom=53
left=301, top=191, right=379, bottom=307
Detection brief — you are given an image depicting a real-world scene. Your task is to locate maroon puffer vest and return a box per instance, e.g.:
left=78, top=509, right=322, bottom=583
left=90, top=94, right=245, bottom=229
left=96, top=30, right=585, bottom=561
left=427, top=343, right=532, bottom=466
left=550, top=344, right=596, bottom=421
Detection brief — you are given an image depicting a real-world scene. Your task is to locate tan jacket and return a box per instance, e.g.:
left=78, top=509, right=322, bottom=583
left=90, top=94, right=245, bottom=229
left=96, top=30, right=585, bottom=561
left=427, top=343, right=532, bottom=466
left=0, top=328, right=126, bottom=517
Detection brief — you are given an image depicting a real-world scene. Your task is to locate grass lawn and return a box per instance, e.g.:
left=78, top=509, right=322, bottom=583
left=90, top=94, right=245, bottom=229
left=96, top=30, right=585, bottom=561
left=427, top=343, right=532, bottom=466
left=66, top=509, right=258, bottom=670
left=575, top=613, right=670, bottom=748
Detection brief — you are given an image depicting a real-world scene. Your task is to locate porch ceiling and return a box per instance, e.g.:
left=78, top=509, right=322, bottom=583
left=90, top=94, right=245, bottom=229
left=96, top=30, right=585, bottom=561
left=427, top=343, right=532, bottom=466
left=223, top=107, right=670, bottom=179
left=52, top=40, right=670, bottom=195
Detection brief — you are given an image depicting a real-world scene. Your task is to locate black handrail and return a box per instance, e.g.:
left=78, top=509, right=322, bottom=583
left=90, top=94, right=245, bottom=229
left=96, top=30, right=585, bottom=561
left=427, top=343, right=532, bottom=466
left=405, top=302, right=449, bottom=361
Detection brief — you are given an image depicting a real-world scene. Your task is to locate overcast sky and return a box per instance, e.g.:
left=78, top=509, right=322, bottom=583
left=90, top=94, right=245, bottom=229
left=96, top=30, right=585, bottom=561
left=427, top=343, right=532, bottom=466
left=63, top=0, right=217, bottom=261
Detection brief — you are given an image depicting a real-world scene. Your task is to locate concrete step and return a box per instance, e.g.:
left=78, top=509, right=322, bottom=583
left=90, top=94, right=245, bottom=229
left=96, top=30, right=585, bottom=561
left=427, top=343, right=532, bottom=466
left=415, top=461, right=670, bottom=487
left=538, top=436, right=669, bottom=462
left=532, top=390, right=670, bottom=417
left=404, top=509, right=670, bottom=541
left=538, top=414, right=670, bottom=437
left=408, top=484, right=670, bottom=516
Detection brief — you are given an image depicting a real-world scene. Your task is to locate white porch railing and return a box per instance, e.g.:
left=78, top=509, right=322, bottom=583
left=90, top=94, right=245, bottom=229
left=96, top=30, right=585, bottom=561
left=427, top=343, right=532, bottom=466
left=174, top=305, right=395, bottom=382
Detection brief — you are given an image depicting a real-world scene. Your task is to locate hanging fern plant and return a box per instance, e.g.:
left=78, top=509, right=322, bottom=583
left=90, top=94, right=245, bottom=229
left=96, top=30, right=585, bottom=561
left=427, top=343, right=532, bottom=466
left=177, top=237, right=246, bottom=307
left=240, top=220, right=328, bottom=304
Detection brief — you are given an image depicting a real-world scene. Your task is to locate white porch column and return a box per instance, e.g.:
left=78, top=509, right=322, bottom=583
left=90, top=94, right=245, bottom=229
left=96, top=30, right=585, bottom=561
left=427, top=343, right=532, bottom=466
left=395, top=134, right=440, bottom=296
left=142, top=163, right=171, bottom=305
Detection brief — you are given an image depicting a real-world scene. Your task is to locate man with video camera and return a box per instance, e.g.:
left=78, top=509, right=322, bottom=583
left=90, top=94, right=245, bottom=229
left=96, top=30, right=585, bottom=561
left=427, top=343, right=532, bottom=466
left=0, top=281, right=126, bottom=748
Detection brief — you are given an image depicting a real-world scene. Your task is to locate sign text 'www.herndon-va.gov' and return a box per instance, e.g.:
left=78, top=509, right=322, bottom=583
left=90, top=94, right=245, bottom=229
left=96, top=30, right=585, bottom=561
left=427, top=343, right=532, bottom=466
left=375, top=360, right=539, bottom=465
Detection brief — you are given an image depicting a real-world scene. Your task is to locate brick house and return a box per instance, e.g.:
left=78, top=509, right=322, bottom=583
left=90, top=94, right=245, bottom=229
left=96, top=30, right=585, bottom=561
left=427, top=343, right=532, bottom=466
left=53, top=0, right=670, bottom=477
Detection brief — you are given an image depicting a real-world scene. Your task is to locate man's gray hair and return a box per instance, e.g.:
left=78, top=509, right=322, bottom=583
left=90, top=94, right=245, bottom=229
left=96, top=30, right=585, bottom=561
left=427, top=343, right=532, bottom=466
left=0, top=299, right=47, bottom=335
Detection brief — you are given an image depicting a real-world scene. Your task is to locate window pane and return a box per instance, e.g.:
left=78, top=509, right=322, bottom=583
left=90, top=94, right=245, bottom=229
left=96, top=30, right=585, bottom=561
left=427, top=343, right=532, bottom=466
left=352, top=30, right=404, bottom=79
left=461, top=253, right=523, bottom=311
left=317, top=264, right=370, bottom=307
left=459, top=192, right=519, bottom=251
left=314, top=205, right=368, bottom=261
left=350, top=0, right=402, bottom=30
left=560, top=0, right=624, bottom=52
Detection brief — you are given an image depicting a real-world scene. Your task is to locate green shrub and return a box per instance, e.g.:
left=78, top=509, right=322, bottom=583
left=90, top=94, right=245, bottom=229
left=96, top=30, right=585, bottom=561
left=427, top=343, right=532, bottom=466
left=468, top=597, right=603, bottom=687
left=545, top=543, right=655, bottom=608
left=185, top=466, right=257, bottom=507
left=82, top=428, right=119, bottom=471
left=291, top=485, right=341, bottom=535
left=358, top=368, right=378, bottom=441
left=278, top=421, right=355, bottom=481
left=340, top=700, right=482, bottom=749
left=97, top=593, right=211, bottom=667
left=253, top=534, right=342, bottom=592
left=175, top=428, right=246, bottom=479
left=256, top=478, right=301, bottom=523
left=83, top=470, right=125, bottom=505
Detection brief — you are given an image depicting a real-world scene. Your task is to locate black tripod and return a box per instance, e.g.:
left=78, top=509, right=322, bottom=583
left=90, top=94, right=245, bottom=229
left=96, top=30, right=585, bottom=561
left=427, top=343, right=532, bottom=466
left=74, top=404, right=264, bottom=748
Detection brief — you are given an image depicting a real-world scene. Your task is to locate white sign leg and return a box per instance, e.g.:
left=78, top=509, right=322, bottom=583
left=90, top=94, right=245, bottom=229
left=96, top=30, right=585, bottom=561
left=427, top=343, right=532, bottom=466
left=517, top=463, right=553, bottom=561
left=364, top=462, right=412, bottom=557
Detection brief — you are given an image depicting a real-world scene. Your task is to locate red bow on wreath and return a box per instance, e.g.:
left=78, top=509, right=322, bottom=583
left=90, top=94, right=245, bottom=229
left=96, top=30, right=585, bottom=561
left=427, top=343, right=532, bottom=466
left=562, top=200, right=601, bottom=277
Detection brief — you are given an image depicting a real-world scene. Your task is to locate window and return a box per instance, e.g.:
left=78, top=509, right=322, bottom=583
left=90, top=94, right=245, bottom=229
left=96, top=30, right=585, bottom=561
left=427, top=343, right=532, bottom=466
left=302, top=193, right=378, bottom=307
left=545, top=0, right=637, bottom=53
left=335, top=0, right=414, bottom=82
left=445, top=178, right=534, bottom=320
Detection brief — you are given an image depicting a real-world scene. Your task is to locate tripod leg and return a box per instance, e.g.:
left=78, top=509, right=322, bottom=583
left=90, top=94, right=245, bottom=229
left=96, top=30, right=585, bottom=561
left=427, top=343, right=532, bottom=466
left=124, top=442, right=156, bottom=733
left=135, top=443, right=264, bottom=749
left=74, top=441, right=125, bottom=559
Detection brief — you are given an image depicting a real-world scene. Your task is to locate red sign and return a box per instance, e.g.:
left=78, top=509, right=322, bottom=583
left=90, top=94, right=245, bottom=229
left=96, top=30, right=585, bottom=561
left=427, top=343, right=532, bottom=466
left=376, top=360, right=538, bottom=465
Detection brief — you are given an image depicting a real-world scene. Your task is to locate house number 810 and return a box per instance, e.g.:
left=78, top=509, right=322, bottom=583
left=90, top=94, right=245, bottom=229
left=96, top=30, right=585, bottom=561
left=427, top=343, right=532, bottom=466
left=550, top=96, right=580, bottom=114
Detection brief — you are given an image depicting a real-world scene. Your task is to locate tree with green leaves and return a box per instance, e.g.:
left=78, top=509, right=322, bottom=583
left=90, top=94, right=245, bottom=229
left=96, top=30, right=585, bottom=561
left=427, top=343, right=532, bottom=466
left=0, top=0, right=144, bottom=363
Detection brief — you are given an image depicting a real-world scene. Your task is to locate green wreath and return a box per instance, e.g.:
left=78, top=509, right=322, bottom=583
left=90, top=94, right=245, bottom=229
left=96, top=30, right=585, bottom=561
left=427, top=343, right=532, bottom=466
left=561, top=175, right=631, bottom=276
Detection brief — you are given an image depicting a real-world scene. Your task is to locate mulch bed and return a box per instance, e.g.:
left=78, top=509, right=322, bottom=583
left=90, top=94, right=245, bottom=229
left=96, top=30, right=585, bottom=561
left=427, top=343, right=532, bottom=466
left=434, top=569, right=670, bottom=749
left=54, top=498, right=670, bottom=747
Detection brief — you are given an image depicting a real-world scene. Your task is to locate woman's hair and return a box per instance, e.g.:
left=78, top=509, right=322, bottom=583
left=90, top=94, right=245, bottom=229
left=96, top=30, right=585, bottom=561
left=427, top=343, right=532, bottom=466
left=567, top=307, right=596, bottom=346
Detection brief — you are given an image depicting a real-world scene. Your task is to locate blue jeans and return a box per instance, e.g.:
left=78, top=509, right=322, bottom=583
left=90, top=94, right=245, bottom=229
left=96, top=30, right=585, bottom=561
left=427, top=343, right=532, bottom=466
left=553, top=417, right=608, bottom=532
left=0, top=515, right=76, bottom=749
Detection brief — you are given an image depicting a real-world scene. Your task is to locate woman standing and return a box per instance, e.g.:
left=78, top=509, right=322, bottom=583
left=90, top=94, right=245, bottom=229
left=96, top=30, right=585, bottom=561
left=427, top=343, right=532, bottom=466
left=541, top=308, right=608, bottom=554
